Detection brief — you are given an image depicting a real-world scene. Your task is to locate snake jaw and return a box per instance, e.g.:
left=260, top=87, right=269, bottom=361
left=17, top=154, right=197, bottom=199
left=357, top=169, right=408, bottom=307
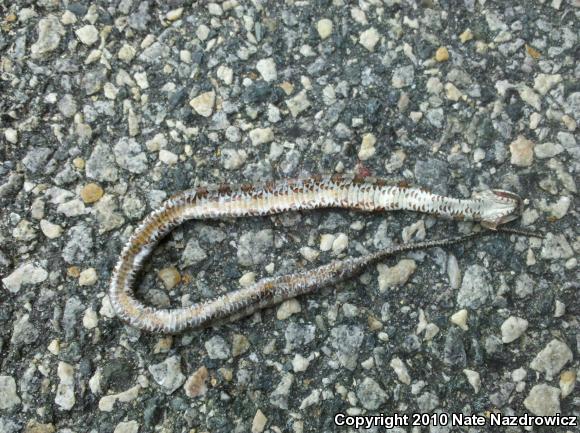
left=477, top=189, right=523, bottom=230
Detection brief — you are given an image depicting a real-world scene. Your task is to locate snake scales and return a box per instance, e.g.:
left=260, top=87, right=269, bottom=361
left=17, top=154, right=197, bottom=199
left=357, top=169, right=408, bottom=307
left=110, top=174, right=531, bottom=333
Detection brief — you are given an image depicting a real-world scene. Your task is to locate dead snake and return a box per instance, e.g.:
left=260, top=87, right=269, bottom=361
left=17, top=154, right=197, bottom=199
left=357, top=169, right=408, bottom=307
left=110, top=174, right=536, bottom=333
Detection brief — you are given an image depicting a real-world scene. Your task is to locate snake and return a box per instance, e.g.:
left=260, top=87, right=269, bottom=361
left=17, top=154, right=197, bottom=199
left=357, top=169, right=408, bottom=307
left=110, top=174, right=533, bottom=333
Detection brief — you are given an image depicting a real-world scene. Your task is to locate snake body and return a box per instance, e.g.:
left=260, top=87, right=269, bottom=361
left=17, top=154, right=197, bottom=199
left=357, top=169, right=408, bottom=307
left=110, top=174, right=524, bottom=333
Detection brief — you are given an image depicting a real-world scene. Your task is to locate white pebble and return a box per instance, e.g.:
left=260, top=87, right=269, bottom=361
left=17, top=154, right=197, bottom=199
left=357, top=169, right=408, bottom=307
left=501, top=316, right=528, bottom=343
left=450, top=309, right=469, bottom=331
left=256, top=58, right=277, bottom=82
left=75, top=25, right=99, bottom=46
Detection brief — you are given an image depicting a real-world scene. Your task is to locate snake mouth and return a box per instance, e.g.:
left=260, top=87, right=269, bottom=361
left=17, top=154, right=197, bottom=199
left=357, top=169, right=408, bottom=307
left=491, top=189, right=524, bottom=217
left=479, top=189, right=524, bottom=230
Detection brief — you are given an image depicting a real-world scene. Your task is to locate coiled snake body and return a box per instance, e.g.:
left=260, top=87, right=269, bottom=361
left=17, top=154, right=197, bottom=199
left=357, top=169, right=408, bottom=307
left=110, top=174, right=526, bottom=333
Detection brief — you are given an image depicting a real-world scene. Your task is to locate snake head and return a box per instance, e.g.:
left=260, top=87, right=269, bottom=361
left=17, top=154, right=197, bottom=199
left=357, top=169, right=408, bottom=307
left=476, top=189, right=524, bottom=230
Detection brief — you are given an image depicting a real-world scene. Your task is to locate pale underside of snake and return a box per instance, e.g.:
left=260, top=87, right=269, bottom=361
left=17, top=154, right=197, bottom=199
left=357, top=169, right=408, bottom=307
left=110, top=174, right=531, bottom=333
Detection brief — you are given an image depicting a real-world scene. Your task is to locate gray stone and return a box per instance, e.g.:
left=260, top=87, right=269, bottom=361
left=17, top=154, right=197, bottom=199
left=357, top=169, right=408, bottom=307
left=62, top=224, right=93, bottom=264
left=443, top=327, right=466, bottom=367
left=30, top=15, right=64, bottom=57
left=82, top=68, right=108, bottom=95
left=10, top=314, right=38, bottom=346
left=286, top=90, right=311, bottom=117
left=270, top=373, right=293, bottom=409
left=86, top=142, right=119, bottom=181
left=523, top=384, right=561, bottom=416
left=148, top=356, right=186, bottom=394
left=530, top=339, right=573, bottom=379
left=330, top=325, right=364, bottom=370
left=0, top=376, right=20, bottom=410
left=58, top=94, right=77, bottom=118
left=237, top=229, right=273, bottom=267
left=392, top=65, right=415, bottom=88
left=204, top=336, right=231, bottom=360
left=501, top=316, right=528, bottom=343
left=2, top=263, right=48, bottom=293
left=182, top=239, right=208, bottom=266
left=356, top=377, right=387, bottom=410
left=113, top=137, right=148, bottom=173
left=284, top=322, right=316, bottom=352
left=22, top=147, right=52, bottom=173
left=457, top=265, right=493, bottom=309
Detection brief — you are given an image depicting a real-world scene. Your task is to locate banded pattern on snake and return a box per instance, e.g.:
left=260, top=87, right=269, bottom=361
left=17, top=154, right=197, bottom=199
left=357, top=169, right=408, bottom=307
left=110, top=174, right=527, bottom=333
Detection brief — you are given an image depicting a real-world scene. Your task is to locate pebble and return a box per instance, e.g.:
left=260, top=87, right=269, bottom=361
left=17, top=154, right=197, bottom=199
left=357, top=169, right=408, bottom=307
left=554, top=300, right=566, bottom=317
left=113, top=421, right=139, bottom=433
left=435, top=46, right=449, bottom=62
left=319, top=234, right=335, bottom=251
left=237, top=229, right=273, bottom=267
left=98, top=385, right=140, bottom=411
left=392, top=65, right=415, bottom=89
left=134, top=72, right=149, bottom=90
left=445, top=83, right=462, bottom=101
left=457, top=265, right=492, bottom=309
left=530, top=339, right=573, bottom=379
left=359, top=27, right=380, bottom=52
left=509, top=135, right=535, bottom=166
left=533, top=73, right=562, bottom=95
left=358, top=133, right=376, bottom=160
left=82, top=308, right=98, bottom=329
left=80, top=183, right=104, bottom=203
left=93, top=195, right=125, bottom=233
left=501, top=316, right=528, bottom=343
left=286, top=90, right=311, bottom=117
left=523, top=384, right=561, bottom=416
left=459, top=29, right=473, bottom=43
left=4, top=128, right=18, bottom=144
left=158, top=149, right=178, bottom=165
left=148, top=356, right=186, bottom=394
left=276, top=299, right=301, bottom=320
left=450, top=309, right=468, bottom=331
left=316, top=19, right=333, bottom=39
left=183, top=366, right=208, bottom=398
left=216, top=65, right=233, bottom=84
left=299, top=389, right=321, bottom=410
left=158, top=267, right=180, bottom=289
left=182, top=238, right=208, bottom=266
left=534, top=142, right=563, bottom=159
left=541, top=233, right=574, bottom=260
left=0, top=376, right=20, bottom=410
left=377, top=259, right=416, bottom=291
left=166, top=7, right=183, bottom=21
left=447, top=253, right=461, bottom=289
left=189, top=91, right=216, bottom=117
left=31, top=15, right=64, bottom=57
left=251, top=409, right=268, bottom=433
left=57, top=94, right=77, bottom=118
left=270, top=373, right=293, bottom=409
left=256, top=58, right=277, bottom=82
left=75, top=25, right=99, bottom=46
left=356, top=377, right=387, bottom=410
left=249, top=127, right=274, bottom=146
left=292, top=354, right=310, bottom=373
left=390, top=357, right=411, bottom=385
left=331, top=233, right=348, bottom=255
left=231, top=334, right=250, bottom=357
left=330, top=325, right=363, bottom=370
left=547, top=196, right=570, bottom=219
left=2, top=263, right=48, bottom=293
left=86, top=142, right=119, bottom=182
left=113, top=138, right=147, bottom=174
left=79, top=268, right=97, bottom=286
left=118, top=44, right=136, bottom=62
left=559, top=370, right=576, bottom=398
left=462, top=369, right=481, bottom=393
left=299, top=246, right=319, bottom=262
left=205, top=336, right=231, bottom=360
left=55, top=362, right=75, bottom=410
